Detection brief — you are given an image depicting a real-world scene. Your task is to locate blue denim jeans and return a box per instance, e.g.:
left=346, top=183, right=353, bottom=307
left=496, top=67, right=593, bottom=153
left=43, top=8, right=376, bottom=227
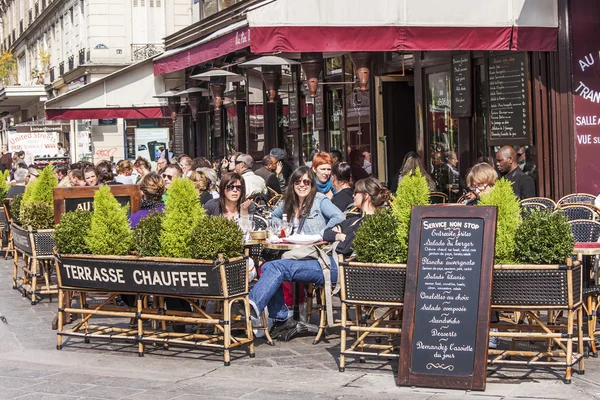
left=249, top=256, right=338, bottom=320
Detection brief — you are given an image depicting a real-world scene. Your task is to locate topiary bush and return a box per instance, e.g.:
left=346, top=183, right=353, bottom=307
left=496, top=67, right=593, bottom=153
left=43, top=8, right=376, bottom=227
left=0, top=170, right=10, bottom=201
left=160, top=178, right=205, bottom=258
left=390, top=167, right=430, bottom=263
left=190, top=216, right=243, bottom=260
left=54, top=211, right=93, bottom=254
left=9, top=194, right=23, bottom=225
left=20, top=201, right=54, bottom=229
left=20, top=165, right=58, bottom=218
left=477, top=178, right=521, bottom=264
left=132, top=211, right=163, bottom=257
left=85, top=186, right=132, bottom=256
left=515, top=209, right=574, bottom=264
left=354, top=210, right=404, bottom=264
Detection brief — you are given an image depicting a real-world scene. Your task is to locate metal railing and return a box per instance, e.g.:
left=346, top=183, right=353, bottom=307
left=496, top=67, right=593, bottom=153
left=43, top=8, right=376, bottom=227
left=68, top=55, right=74, bottom=71
left=35, top=1, right=39, bottom=17
left=59, top=62, right=64, bottom=76
left=78, top=48, right=85, bottom=65
left=131, top=43, right=164, bottom=61
left=29, top=9, right=32, bottom=25
left=19, top=20, right=23, bottom=34
left=49, top=67, right=55, bottom=82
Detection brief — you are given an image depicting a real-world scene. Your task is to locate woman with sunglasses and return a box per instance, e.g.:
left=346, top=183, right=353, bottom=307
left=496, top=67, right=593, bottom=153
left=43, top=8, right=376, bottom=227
left=204, top=172, right=254, bottom=220
left=271, top=166, right=344, bottom=236
left=464, top=163, right=498, bottom=205
left=249, top=177, right=390, bottom=340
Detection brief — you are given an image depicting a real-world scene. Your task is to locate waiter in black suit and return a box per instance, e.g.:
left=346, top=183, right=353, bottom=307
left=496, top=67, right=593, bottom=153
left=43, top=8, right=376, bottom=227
left=495, top=145, right=535, bottom=200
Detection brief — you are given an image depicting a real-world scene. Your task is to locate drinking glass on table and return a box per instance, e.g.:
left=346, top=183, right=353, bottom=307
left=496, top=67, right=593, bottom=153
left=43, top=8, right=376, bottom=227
left=267, top=219, right=281, bottom=241
left=239, top=215, right=254, bottom=240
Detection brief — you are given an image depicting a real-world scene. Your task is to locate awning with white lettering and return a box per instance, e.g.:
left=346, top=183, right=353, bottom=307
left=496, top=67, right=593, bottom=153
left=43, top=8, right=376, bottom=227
left=45, top=58, right=166, bottom=120
left=247, top=0, right=558, bottom=52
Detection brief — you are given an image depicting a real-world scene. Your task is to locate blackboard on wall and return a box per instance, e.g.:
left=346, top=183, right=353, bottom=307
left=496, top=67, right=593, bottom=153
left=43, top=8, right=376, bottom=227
left=488, top=53, right=530, bottom=146
left=314, top=87, right=324, bottom=131
left=398, top=206, right=497, bottom=391
left=289, top=69, right=300, bottom=130
left=172, top=113, right=185, bottom=156
left=451, top=53, right=472, bottom=117
left=214, top=109, right=222, bottom=138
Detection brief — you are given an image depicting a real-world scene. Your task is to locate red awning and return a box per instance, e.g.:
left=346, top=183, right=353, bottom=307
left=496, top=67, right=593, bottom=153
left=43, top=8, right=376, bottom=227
left=247, top=0, right=558, bottom=52
left=46, top=107, right=165, bottom=121
left=154, top=23, right=251, bottom=76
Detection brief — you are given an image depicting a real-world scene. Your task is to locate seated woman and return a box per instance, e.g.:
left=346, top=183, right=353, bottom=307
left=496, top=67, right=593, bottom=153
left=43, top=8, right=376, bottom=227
left=204, top=172, right=254, bottom=221
left=129, top=173, right=166, bottom=228
left=464, top=163, right=498, bottom=205
left=390, top=151, right=436, bottom=194
left=189, top=170, right=213, bottom=205
left=249, top=177, right=390, bottom=339
left=331, top=162, right=354, bottom=212
left=312, top=152, right=334, bottom=198
left=83, top=165, right=98, bottom=186
left=96, top=160, right=121, bottom=185
left=134, top=157, right=152, bottom=183
left=270, top=166, right=344, bottom=236
left=114, top=160, right=135, bottom=184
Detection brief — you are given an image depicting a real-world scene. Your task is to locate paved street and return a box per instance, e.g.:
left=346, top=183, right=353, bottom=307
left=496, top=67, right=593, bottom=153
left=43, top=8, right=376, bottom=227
left=1, top=258, right=599, bottom=400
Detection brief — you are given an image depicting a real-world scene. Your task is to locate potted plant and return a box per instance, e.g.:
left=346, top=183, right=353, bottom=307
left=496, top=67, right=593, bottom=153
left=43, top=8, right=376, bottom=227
left=11, top=165, right=58, bottom=304
left=478, top=180, right=582, bottom=382
left=0, top=51, right=17, bottom=86
left=54, top=180, right=253, bottom=364
left=338, top=168, right=430, bottom=371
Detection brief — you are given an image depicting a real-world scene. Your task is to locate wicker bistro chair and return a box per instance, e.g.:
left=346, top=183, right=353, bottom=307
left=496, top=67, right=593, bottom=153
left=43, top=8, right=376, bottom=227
left=11, top=223, right=57, bottom=305
left=522, top=197, right=557, bottom=212
left=558, top=193, right=597, bottom=206
left=521, top=202, right=548, bottom=216
left=429, top=192, right=448, bottom=204
left=568, top=219, right=600, bottom=243
left=338, top=259, right=406, bottom=371
left=557, top=205, right=599, bottom=221
left=2, top=199, right=14, bottom=260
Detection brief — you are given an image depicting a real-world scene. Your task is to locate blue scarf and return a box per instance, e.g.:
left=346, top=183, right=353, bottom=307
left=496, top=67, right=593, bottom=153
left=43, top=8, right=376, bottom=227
left=316, top=178, right=333, bottom=194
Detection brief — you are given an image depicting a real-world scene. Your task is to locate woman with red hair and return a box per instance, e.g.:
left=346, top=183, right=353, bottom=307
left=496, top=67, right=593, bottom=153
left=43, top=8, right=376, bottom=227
left=311, top=152, right=334, bottom=198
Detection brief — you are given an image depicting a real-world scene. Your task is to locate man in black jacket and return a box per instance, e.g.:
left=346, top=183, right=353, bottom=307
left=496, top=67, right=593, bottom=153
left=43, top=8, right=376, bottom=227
left=495, top=146, right=535, bottom=200
left=255, top=155, right=282, bottom=200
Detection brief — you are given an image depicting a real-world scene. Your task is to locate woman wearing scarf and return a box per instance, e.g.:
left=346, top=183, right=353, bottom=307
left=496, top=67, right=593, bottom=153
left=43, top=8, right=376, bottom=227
left=311, top=152, right=334, bottom=199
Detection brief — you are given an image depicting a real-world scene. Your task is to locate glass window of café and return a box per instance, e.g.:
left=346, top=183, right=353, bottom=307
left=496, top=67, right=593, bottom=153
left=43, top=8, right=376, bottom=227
left=201, top=0, right=241, bottom=19
left=426, top=70, right=460, bottom=202
left=247, top=69, right=265, bottom=160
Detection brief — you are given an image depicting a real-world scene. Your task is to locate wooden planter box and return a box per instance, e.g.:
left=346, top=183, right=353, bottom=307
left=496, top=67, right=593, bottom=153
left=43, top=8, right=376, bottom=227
left=11, top=223, right=57, bottom=305
left=54, top=253, right=253, bottom=365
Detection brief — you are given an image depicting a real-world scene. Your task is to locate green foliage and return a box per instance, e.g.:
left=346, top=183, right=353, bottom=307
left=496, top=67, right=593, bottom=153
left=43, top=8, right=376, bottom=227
left=9, top=194, right=23, bottom=225
left=20, top=201, right=54, bottom=229
left=22, top=165, right=57, bottom=207
left=0, top=170, right=10, bottom=201
left=354, top=210, right=404, bottom=264
left=390, top=167, right=430, bottom=262
left=132, top=211, right=163, bottom=257
left=477, top=178, right=521, bottom=264
left=515, top=210, right=574, bottom=264
left=190, top=215, right=243, bottom=260
left=160, top=178, right=206, bottom=258
left=85, top=186, right=132, bottom=256
left=54, top=211, right=93, bottom=254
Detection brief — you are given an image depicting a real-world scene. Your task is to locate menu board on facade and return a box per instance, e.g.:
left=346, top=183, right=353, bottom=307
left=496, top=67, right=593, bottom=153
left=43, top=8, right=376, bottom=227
left=314, top=87, right=324, bottom=131
left=172, top=114, right=185, bottom=156
left=451, top=53, right=472, bottom=117
left=288, top=68, right=300, bottom=130
left=214, top=109, right=222, bottom=138
left=488, top=53, right=530, bottom=145
left=398, top=206, right=497, bottom=391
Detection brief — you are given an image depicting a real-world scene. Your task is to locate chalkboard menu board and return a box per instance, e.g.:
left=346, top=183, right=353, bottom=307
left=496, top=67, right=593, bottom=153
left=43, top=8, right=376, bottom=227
left=488, top=53, right=530, bottom=145
left=214, top=109, right=222, bottom=138
left=398, top=206, right=497, bottom=391
left=289, top=68, right=300, bottom=129
left=451, top=53, right=471, bottom=117
left=314, top=87, right=324, bottom=131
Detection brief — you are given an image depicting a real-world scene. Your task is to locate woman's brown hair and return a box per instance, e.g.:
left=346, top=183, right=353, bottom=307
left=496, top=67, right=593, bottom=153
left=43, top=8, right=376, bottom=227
left=96, top=160, right=114, bottom=184
left=218, top=172, right=245, bottom=213
left=134, top=157, right=151, bottom=171
left=116, top=160, right=133, bottom=175
left=189, top=171, right=209, bottom=193
left=139, top=172, right=165, bottom=202
left=354, top=177, right=391, bottom=208
left=283, top=166, right=317, bottom=222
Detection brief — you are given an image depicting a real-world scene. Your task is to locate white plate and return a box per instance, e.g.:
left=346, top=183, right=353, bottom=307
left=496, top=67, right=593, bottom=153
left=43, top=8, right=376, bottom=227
left=284, top=234, right=322, bottom=245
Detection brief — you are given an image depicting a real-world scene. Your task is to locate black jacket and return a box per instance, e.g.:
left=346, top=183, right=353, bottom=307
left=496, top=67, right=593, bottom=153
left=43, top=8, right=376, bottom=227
left=254, top=166, right=281, bottom=197
left=323, top=216, right=364, bottom=256
left=503, top=167, right=535, bottom=200
left=331, top=188, right=354, bottom=212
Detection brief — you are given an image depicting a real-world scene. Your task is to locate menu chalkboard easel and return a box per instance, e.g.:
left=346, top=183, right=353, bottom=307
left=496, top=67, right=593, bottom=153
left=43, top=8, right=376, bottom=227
left=451, top=53, right=472, bottom=117
left=398, top=206, right=497, bottom=391
left=488, top=53, right=530, bottom=146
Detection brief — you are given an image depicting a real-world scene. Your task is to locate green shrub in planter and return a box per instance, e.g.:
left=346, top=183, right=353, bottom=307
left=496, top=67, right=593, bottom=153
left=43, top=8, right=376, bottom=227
left=20, top=201, right=54, bottom=230
left=0, top=170, right=10, bottom=201
left=54, top=211, right=93, bottom=254
left=190, top=216, right=243, bottom=260
left=515, top=209, right=574, bottom=264
left=9, top=194, right=23, bottom=225
left=160, top=178, right=205, bottom=258
left=21, top=165, right=57, bottom=212
left=354, top=210, right=404, bottom=264
left=85, top=186, right=132, bottom=256
left=390, top=167, right=430, bottom=263
left=132, top=211, right=163, bottom=257
left=477, top=178, right=521, bottom=264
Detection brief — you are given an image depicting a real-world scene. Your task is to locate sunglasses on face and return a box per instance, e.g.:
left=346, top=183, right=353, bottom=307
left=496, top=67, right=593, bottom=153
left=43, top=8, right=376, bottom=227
left=226, top=184, right=244, bottom=192
left=234, top=160, right=244, bottom=165
left=162, top=174, right=173, bottom=180
left=294, top=179, right=312, bottom=187
left=517, top=152, right=524, bottom=157
left=469, top=184, right=489, bottom=192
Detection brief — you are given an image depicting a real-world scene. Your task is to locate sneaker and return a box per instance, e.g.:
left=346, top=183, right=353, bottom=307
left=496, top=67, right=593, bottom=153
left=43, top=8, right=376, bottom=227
left=489, top=329, right=498, bottom=349
left=269, top=318, right=297, bottom=339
